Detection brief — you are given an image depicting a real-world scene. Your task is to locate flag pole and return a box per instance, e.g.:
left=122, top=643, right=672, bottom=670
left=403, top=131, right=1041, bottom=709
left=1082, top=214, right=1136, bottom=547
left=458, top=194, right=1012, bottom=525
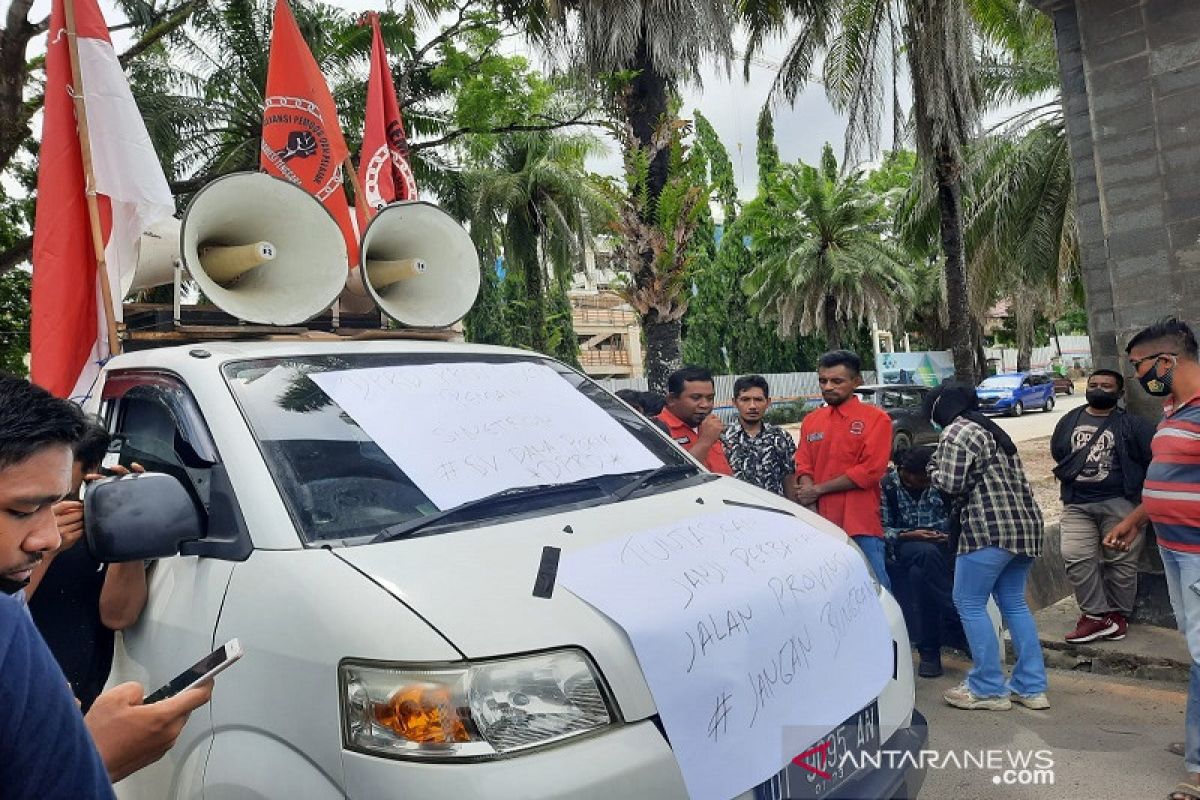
left=62, top=0, right=123, bottom=357
left=344, top=154, right=373, bottom=227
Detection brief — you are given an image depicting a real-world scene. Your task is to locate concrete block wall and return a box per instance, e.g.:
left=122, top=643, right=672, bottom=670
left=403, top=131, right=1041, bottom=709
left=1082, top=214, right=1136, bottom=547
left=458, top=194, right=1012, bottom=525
left=1034, top=0, right=1200, bottom=420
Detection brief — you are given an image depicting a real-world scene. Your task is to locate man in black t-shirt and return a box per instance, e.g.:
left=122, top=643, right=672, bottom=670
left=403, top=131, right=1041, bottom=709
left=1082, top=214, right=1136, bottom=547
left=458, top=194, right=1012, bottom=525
left=26, top=422, right=149, bottom=711
left=1050, top=369, right=1155, bottom=643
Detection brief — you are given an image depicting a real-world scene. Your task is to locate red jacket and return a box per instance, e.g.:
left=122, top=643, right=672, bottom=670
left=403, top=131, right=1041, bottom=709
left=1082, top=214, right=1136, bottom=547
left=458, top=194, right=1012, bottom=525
left=795, top=395, right=892, bottom=536
left=656, top=408, right=734, bottom=475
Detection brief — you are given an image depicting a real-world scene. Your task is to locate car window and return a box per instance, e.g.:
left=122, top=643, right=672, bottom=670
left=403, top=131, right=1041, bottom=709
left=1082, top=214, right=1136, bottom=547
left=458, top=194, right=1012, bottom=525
left=979, top=376, right=1021, bottom=389
left=101, top=372, right=221, bottom=513
left=899, top=390, right=923, bottom=408
left=223, top=353, right=695, bottom=546
left=878, top=390, right=902, bottom=409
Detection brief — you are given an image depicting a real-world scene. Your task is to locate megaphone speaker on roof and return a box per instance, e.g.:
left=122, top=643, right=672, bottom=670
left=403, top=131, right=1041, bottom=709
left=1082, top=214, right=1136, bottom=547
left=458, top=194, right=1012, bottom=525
left=121, top=216, right=181, bottom=298
left=343, top=201, right=480, bottom=328
left=180, top=172, right=348, bottom=326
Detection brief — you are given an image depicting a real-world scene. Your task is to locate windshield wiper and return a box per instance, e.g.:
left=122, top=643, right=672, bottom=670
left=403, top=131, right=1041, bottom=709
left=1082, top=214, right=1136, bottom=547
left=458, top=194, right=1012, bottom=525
left=370, top=480, right=608, bottom=545
left=611, top=464, right=700, bottom=501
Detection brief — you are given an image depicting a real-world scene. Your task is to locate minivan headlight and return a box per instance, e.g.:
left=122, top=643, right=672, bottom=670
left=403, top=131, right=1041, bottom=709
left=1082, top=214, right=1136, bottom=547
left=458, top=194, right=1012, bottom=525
left=340, top=649, right=616, bottom=760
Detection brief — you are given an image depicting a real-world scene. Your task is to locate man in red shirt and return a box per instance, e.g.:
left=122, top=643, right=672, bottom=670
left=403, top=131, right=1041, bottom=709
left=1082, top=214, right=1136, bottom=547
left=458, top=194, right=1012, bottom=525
left=794, top=350, right=894, bottom=589
left=656, top=366, right=733, bottom=475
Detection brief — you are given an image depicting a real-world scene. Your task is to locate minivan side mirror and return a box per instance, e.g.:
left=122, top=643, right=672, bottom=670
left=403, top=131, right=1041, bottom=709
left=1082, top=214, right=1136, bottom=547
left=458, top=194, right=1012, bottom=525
left=85, top=472, right=203, bottom=562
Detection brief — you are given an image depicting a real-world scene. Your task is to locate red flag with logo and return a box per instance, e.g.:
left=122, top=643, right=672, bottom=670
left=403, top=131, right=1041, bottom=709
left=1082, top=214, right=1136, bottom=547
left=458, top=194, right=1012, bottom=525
left=31, top=0, right=174, bottom=400
left=358, top=13, right=418, bottom=211
left=261, top=0, right=358, bottom=264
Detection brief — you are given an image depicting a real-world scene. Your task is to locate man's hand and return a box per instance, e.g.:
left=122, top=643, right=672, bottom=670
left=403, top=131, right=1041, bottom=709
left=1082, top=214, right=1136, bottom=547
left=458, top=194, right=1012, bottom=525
left=85, top=681, right=213, bottom=782
left=51, top=500, right=85, bottom=553
left=1103, top=517, right=1143, bottom=552
left=84, top=462, right=145, bottom=482
left=899, top=529, right=949, bottom=543
left=697, top=413, right=725, bottom=444
left=795, top=483, right=821, bottom=507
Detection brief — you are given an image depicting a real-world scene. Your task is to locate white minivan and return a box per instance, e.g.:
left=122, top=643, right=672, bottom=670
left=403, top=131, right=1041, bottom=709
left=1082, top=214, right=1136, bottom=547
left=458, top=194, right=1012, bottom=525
left=84, top=339, right=928, bottom=800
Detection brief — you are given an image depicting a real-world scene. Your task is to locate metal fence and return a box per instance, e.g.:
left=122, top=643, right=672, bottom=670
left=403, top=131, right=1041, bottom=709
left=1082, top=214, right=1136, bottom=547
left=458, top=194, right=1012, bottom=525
left=594, top=371, right=879, bottom=404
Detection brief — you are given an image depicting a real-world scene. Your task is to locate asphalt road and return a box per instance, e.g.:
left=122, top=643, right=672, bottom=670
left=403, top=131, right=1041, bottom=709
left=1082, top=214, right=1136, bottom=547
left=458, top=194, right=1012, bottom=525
left=988, top=394, right=1088, bottom=444
left=916, top=653, right=1187, bottom=800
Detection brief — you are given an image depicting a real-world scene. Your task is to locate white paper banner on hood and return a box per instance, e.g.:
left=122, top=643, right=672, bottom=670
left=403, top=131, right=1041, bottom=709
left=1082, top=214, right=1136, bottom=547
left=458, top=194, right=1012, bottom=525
left=311, top=361, right=661, bottom=509
left=558, top=507, right=893, bottom=800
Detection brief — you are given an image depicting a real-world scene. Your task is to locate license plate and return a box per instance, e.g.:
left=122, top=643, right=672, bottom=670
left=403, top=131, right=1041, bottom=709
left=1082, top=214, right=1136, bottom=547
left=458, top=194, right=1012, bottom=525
left=754, top=701, right=881, bottom=800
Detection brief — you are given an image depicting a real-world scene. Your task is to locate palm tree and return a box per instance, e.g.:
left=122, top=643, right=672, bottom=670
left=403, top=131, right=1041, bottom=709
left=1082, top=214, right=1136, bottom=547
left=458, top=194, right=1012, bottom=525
left=898, top=0, right=1076, bottom=371
left=739, top=0, right=982, bottom=382
left=743, top=144, right=915, bottom=350
left=464, top=130, right=610, bottom=354
left=509, top=0, right=734, bottom=390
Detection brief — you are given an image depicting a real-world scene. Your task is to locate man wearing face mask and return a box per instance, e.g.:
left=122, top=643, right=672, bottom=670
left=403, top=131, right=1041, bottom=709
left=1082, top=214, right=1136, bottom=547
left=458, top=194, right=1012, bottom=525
left=1051, top=369, right=1155, bottom=643
left=1104, top=319, right=1200, bottom=800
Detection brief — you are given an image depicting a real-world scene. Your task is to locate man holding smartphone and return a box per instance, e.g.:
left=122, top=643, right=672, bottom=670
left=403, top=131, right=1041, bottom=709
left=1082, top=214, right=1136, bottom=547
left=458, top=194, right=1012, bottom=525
left=0, top=374, right=211, bottom=797
left=1104, top=319, right=1200, bottom=800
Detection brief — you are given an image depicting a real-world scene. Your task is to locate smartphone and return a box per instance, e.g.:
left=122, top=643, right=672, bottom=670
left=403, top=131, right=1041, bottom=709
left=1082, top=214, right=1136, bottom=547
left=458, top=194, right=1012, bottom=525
left=143, top=639, right=243, bottom=704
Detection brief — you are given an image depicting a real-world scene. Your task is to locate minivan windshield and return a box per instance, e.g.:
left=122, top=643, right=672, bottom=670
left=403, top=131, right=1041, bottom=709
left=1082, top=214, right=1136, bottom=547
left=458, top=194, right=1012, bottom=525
left=979, top=376, right=1022, bottom=389
left=223, top=353, right=696, bottom=545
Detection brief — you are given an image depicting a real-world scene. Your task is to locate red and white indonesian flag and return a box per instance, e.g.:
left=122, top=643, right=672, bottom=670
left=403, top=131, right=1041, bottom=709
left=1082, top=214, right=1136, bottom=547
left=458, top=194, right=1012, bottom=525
left=358, top=13, right=417, bottom=210
left=31, top=0, right=173, bottom=401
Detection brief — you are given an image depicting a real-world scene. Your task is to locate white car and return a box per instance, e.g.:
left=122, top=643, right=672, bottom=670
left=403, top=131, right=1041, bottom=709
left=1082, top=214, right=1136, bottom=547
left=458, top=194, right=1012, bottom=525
left=85, top=340, right=928, bottom=800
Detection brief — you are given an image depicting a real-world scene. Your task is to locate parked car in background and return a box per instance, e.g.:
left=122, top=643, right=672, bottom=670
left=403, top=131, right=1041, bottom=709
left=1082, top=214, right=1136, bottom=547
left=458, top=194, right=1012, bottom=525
left=854, top=384, right=939, bottom=454
left=976, top=372, right=1056, bottom=416
left=1049, top=373, right=1075, bottom=395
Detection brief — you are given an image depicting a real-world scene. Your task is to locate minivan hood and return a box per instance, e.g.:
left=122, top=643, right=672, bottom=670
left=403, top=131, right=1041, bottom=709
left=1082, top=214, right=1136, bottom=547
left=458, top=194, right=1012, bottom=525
left=334, top=476, right=848, bottom=722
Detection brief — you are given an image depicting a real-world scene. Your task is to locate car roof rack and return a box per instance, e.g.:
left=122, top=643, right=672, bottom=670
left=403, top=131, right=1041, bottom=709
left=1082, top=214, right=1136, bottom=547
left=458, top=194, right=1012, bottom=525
left=120, top=302, right=458, bottom=352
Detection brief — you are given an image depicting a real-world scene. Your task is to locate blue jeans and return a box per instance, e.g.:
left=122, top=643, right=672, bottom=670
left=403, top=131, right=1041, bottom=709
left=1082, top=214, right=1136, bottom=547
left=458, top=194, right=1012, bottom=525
left=953, top=546, right=1046, bottom=698
left=852, top=535, right=892, bottom=592
left=1160, top=546, right=1200, bottom=774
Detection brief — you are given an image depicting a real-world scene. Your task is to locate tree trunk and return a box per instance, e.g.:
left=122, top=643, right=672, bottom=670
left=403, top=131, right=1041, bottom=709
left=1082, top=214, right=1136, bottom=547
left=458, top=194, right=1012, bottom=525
left=1016, top=343, right=1032, bottom=373
left=623, top=30, right=681, bottom=386
left=626, top=36, right=671, bottom=212
left=644, top=316, right=682, bottom=394
left=520, top=204, right=548, bottom=353
left=822, top=293, right=842, bottom=350
left=934, top=148, right=975, bottom=385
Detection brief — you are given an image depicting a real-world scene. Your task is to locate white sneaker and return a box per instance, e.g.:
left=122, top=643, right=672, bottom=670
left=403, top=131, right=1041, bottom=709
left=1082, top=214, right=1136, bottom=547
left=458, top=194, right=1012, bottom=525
left=943, top=683, right=1012, bottom=711
left=1011, top=692, right=1050, bottom=710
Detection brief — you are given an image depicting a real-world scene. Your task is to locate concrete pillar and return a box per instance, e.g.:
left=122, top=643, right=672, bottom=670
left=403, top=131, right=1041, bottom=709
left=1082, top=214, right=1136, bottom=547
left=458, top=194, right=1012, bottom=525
left=1032, top=0, right=1200, bottom=625
left=1034, top=0, right=1200, bottom=418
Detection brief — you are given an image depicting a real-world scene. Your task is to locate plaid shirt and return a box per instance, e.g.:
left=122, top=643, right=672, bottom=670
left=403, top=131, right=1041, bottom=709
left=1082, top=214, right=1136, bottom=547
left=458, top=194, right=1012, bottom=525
left=721, top=422, right=796, bottom=496
left=879, top=469, right=950, bottom=542
left=929, top=417, right=1043, bottom=557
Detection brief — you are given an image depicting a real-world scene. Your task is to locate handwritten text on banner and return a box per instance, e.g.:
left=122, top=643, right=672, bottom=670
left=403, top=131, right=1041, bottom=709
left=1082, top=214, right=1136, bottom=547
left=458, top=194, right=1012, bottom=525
left=311, top=362, right=661, bottom=509
left=558, top=508, right=893, bottom=800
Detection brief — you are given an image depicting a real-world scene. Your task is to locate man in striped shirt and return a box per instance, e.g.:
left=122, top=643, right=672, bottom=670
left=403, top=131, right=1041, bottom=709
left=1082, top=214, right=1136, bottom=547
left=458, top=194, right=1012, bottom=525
left=1105, top=318, right=1200, bottom=800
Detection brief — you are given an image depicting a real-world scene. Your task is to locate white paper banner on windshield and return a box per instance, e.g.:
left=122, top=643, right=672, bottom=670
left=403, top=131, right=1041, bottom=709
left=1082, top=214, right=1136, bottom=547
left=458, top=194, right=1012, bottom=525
left=310, top=362, right=661, bottom=509
left=558, top=508, right=893, bottom=800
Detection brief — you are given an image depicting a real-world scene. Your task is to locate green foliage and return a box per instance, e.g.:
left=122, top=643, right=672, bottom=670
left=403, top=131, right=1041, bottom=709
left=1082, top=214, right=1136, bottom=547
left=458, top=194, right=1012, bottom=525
left=763, top=401, right=810, bottom=426
left=743, top=143, right=915, bottom=350
left=464, top=130, right=611, bottom=355
left=0, top=269, right=30, bottom=375
left=463, top=259, right=509, bottom=346
left=546, top=275, right=581, bottom=367
left=692, top=110, right=737, bottom=223
left=755, top=107, right=780, bottom=194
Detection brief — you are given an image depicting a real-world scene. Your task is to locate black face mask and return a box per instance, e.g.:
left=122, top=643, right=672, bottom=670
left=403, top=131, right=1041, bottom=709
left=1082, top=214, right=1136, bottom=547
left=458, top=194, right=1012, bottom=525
left=1138, top=360, right=1176, bottom=397
left=1085, top=389, right=1120, bottom=410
